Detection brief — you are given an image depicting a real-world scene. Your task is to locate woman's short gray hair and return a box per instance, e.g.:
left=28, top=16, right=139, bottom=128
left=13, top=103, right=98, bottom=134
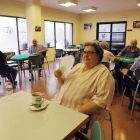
left=84, top=41, right=103, bottom=62
left=100, top=41, right=108, bottom=50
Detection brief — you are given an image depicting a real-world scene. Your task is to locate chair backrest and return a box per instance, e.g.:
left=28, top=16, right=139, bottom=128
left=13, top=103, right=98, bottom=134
left=28, top=55, right=42, bottom=66
left=68, top=45, right=77, bottom=49
left=55, top=49, right=63, bottom=57
left=73, top=58, right=80, bottom=67
left=125, top=75, right=138, bottom=91
left=90, top=121, right=105, bottom=140
left=135, top=69, right=140, bottom=80
left=41, top=51, right=47, bottom=63
left=101, top=62, right=109, bottom=69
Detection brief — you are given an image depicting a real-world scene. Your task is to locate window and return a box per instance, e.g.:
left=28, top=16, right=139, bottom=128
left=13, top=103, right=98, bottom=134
left=0, top=16, right=19, bottom=54
left=97, top=21, right=127, bottom=55
left=44, top=21, right=55, bottom=47
left=17, top=18, right=28, bottom=51
left=44, top=20, right=73, bottom=49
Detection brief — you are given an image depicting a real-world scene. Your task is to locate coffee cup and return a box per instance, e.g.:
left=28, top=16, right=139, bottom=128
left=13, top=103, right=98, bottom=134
left=32, top=92, right=46, bottom=108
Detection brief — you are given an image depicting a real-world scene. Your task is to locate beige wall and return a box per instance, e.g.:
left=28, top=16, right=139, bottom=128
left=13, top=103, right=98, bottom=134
left=80, top=9, right=140, bottom=47
left=0, top=0, right=25, bottom=17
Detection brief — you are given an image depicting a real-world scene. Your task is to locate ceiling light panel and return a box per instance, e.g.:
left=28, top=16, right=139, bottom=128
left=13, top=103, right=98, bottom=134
left=82, top=6, right=97, bottom=12
left=58, top=0, right=78, bottom=7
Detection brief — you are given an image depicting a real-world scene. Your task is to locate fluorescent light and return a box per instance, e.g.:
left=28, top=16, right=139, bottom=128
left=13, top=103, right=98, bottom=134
left=58, top=0, right=78, bottom=7
left=137, top=0, right=140, bottom=6
left=82, top=6, right=97, bottom=12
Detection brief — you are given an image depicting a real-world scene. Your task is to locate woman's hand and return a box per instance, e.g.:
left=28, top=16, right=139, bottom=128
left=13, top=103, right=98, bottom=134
left=54, top=69, right=62, bottom=78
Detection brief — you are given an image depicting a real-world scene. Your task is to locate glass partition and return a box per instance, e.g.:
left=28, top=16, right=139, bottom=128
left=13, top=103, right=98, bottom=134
left=17, top=18, right=28, bottom=51
left=0, top=16, right=19, bottom=54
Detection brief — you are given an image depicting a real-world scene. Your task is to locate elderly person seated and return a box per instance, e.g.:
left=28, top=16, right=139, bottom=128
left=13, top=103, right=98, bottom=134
left=52, top=41, right=115, bottom=129
left=0, top=51, right=17, bottom=86
left=100, top=41, right=123, bottom=90
left=116, top=39, right=140, bottom=60
left=124, top=56, right=140, bottom=110
left=100, top=41, right=123, bottom=63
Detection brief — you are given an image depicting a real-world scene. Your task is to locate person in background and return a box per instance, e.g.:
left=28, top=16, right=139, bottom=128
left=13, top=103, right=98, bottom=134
left=52, top=41, right=115, bottom=129
left=100, top=41, right=123, bottom=63
left=124, top=56, right=140, bottom=110
left=100, top=41, right=124, bottom=90
left=0, top=51, right=17, bottom=87
left=116, top=39, right=140, bottom=60
left=28, top=38, right=48, bottom=81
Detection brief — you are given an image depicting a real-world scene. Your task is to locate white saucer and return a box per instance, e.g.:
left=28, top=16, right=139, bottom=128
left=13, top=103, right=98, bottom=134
left=28, top=99, right=49, bottom=111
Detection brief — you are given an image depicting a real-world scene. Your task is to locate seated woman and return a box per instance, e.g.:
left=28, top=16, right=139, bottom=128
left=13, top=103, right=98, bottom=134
left=52, top=41, right=115, bottom=128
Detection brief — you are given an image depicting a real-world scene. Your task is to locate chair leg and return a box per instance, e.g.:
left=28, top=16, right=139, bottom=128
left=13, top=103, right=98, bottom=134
left=121, top=87, right=126, bottom=106
left=46, top=60, right=50, bottom=74
left=9, top=73, right=15, bottom=89
left=130, top=83, right=140, bottom=120
left=31, top=71, right=33, bottom=88
left=34, top=71, right=36, bottom=80
left=109, top=112, right=113, bottom=140
left=43, top=68, right=47, bottom=83
left=38, top=71, right=40, bottom=80
left=105, top=111, right=113, bottom=140
left=53, top=57, right=56, bottom=70
left=116, top=80, right=119, bottom=97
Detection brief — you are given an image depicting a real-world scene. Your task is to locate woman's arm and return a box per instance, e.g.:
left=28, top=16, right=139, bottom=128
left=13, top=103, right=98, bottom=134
left=78, top=101, right=101, bottom=115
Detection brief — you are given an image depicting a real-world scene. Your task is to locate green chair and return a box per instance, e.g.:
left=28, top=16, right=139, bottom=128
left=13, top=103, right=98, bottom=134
left=54, top=49, right=65, bottom=69
left=90, top=121, right=105, bottom=140
left=121, top=69, right=140, bottom=120
left=101, top=62, right=109, bottom=69
left=79, top=48, right=84, bottom=58
left=68, top=45, right=78, bottom=56
left=22, top=55, right=46, bottom=87
left=74, top=120, right=105, bottom=140
left=68, top=45, right=77, bottom=49
left=42, top=51, right=50, bottom=74
left=73, top=58, right=80, bottom=67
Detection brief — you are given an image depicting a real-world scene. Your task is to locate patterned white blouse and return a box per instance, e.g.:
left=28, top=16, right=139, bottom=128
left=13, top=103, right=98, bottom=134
left=52, top=63, right=115, bottom=128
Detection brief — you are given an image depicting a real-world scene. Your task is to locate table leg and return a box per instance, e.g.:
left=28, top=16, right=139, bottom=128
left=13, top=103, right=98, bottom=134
left=18, top=61, right=21, bottom=87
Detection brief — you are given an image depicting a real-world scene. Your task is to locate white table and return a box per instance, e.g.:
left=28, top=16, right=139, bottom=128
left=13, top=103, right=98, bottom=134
left=63, top=49, right=80, bottom=52
left=0, top=91, right=89, bottom=140
left=63, top=49, right=80, bottom=57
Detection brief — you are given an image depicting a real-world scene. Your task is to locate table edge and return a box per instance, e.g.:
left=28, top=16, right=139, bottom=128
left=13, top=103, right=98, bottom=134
left=63, top=116, right=90, bottom=140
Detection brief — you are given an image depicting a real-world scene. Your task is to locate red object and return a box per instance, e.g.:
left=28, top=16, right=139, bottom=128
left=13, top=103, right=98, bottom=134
left=6, top=80, right=10, bottom=82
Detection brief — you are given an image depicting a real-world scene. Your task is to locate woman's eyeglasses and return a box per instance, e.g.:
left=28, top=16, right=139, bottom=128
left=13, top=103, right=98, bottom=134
left=82, top=51, right=97, bottom=56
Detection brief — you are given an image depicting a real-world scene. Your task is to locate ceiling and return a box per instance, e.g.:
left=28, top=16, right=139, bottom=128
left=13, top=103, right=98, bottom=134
left=16, top=0, right=140, bottom=14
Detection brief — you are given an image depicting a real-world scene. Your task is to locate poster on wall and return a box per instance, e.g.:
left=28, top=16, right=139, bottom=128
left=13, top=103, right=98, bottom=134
left=133, top=21, right=140, bottom=28
left=0, top=16, right=19, bottom=54
left=84, top=23, right=92, bottom=30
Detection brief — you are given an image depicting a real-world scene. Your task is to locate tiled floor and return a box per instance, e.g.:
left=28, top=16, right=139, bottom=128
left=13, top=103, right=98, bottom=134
left=0, top=61, right=140, bottom=140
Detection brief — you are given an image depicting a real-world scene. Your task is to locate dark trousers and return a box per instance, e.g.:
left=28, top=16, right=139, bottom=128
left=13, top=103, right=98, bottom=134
left=124, top=87, right=133, bottom=101
left=112, top=70, right=124, bottom=89
left=0, top=66, right=17, bottom=85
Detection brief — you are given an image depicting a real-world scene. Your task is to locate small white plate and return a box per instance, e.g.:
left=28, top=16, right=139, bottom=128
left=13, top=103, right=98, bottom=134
left=28, top=99, right=49, bottom=111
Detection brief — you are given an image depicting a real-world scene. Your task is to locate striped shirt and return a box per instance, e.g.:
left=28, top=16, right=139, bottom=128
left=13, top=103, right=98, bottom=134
left=52, top=63, right=115, bottom=128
